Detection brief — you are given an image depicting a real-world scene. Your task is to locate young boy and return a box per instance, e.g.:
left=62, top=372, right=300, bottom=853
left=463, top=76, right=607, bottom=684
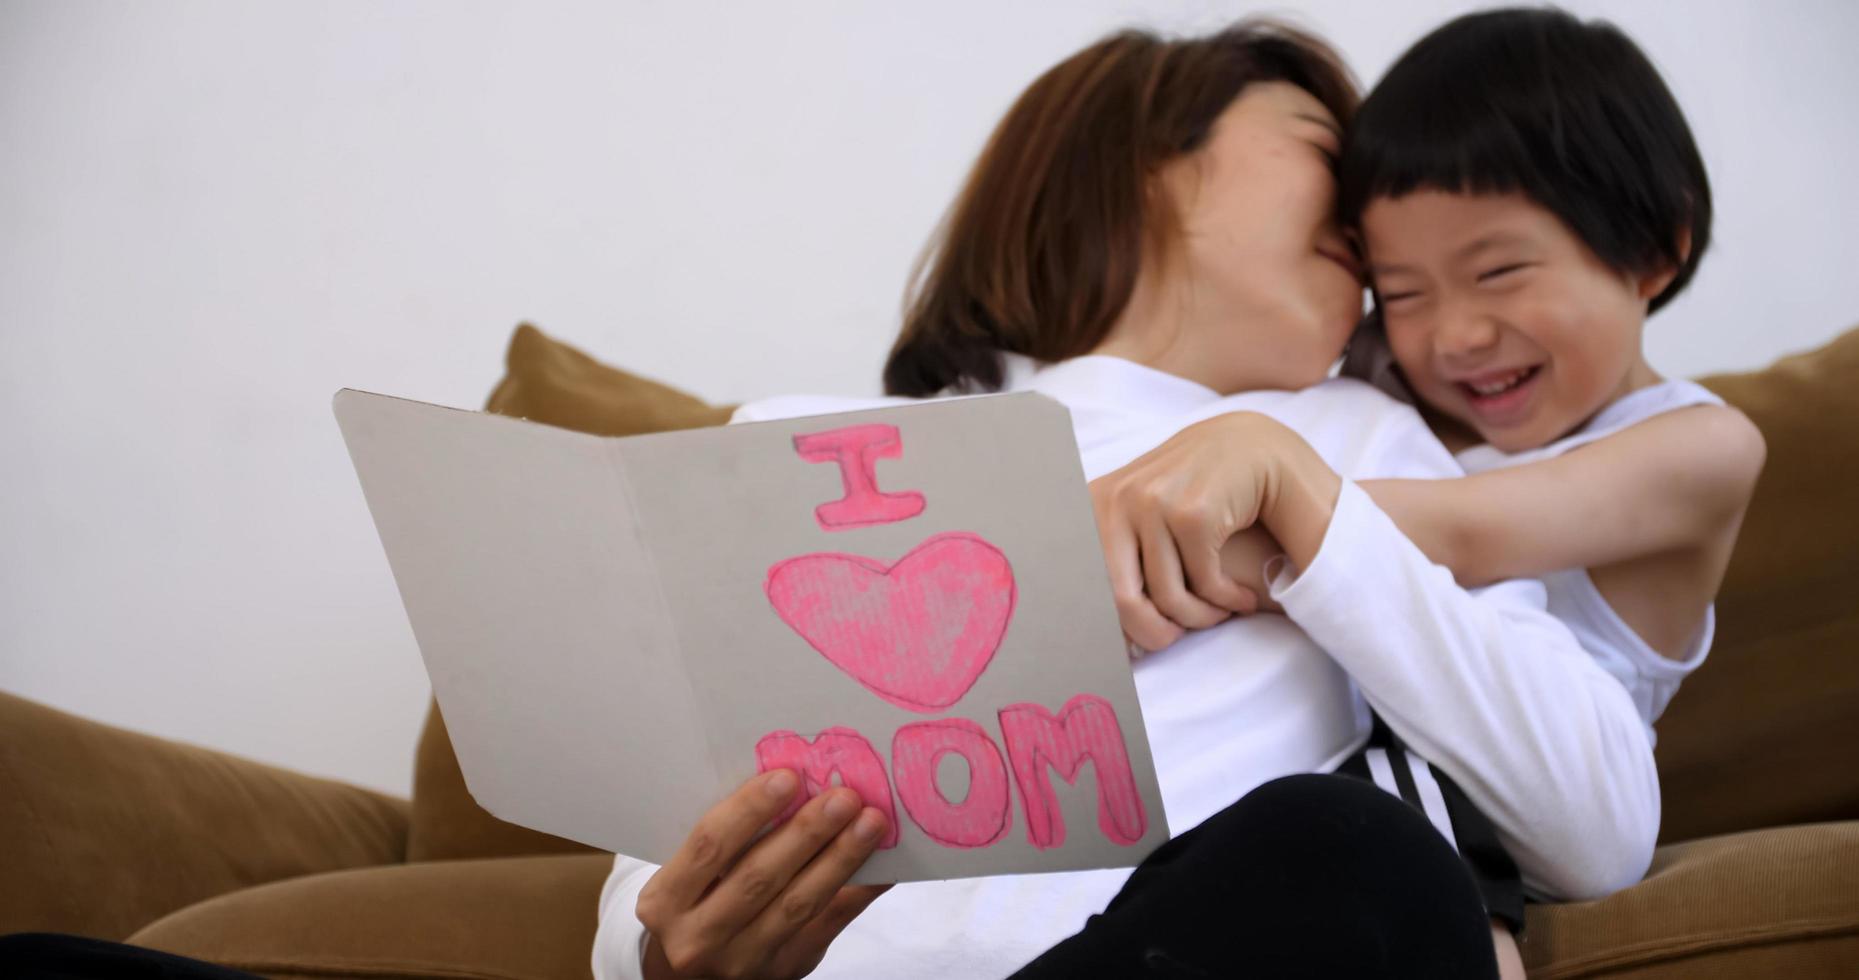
left=1095, top=8, right=1765, bottom=972
left=1113, top=5, right=1763, bottom=727
left=1338, top=5, right=1767, bottom=717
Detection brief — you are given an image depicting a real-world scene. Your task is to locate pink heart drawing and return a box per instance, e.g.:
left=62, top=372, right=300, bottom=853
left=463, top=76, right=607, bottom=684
left=765, top=532, right=1016, bottom=713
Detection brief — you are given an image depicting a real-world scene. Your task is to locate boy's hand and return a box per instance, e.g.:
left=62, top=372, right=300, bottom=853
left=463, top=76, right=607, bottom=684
left=636, top=769, right=891, bottom=980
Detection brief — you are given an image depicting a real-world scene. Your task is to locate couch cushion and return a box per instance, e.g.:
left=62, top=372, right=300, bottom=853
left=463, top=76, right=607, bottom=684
left=0, top=690, right=408, bottom=942
left=1521, top=821, right=1859, bottom=979
left=1661, top=327, right=1859, bottom=842
left=406, top=324, right=733, bottom=862
left=128, top=854, right=614, bottom=980
left=408, top=701, right=602, bottom=863
left=127, top=829, right=1859, bottom=980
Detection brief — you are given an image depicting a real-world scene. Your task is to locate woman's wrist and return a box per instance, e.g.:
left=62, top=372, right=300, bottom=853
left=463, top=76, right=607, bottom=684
left=1258, top=426, right=1343, bottom=571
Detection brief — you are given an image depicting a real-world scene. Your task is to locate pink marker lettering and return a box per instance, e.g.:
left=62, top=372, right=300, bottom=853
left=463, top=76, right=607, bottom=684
left=793, top=424, right=926, bottom=530
left=754, top=727, right=899, bottom=848
left=998, top=695, right=1147, bottom=850
left=891, top=719, right=1012, bottom=848
left=764, top=532, right=1016, bottom=714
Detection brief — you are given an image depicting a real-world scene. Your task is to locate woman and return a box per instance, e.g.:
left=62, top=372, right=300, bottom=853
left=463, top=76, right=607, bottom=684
left=594, top=21, right=1652, bottom=980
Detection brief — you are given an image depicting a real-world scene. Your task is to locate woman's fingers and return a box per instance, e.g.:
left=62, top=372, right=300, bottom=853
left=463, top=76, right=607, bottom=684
left=1162, top=485, right=1260, bottom=615
left=693, top=788, right=868, bottom=944
left=1220, top=526, right=1287, bottom=614
left=642, top=781, right=889, bottom=979
left=1134, top=503, right=1232, bottom=632
left=1094, top=486, right=1184, bottom=654
left=770, top=882, right=894, bottom=977
left=730, top=808, right=891, bottom=973
left=640, top=769, right=802, bottom=920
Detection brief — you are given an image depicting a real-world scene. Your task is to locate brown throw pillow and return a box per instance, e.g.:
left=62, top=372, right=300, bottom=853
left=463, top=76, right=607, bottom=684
left=484, top=322, right=736, bottom=437
left=405, top=323, right=735, bottom=862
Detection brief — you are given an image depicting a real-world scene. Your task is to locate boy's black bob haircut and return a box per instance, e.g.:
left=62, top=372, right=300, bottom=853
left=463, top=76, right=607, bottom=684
left=1339, top=6, right=1710, bottom=314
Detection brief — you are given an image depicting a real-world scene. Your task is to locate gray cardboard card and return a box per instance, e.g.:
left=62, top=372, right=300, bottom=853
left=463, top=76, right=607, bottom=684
left=334, top=388, right=1170, bottom=883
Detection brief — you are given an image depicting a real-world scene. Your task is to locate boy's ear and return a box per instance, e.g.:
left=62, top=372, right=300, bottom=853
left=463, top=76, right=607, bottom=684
left=1636, top=226, right=1692, bottom=301
left=1637, top=264, right=1680, bottom=301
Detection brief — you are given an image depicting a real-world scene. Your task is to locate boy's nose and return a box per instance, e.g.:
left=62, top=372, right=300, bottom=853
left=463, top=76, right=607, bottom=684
left=1435, top=310, right=1500, bottom=363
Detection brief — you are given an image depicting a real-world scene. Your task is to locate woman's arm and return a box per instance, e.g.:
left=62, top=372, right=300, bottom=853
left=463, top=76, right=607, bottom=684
left=1093, top=409, right=1663, bottom=900
left=1268, top=479, right=1661, bottom=900
left=1262, top=416, right=1663, bottom=899
left=1361, top=405, right=1766, bottom=588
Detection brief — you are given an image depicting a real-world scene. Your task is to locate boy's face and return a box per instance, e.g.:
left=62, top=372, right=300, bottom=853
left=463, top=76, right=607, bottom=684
left=1360, top=190, right=1667, bottom=452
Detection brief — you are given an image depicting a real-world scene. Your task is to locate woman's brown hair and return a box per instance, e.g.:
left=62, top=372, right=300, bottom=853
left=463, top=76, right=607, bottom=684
left=883, top=21, right=1359, bottom=396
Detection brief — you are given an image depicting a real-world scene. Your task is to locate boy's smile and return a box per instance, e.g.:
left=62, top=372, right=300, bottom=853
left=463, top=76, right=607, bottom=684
left=1455, top=364, right=1545, bottom=430
left=1360, top=190, right=1669, bottom=452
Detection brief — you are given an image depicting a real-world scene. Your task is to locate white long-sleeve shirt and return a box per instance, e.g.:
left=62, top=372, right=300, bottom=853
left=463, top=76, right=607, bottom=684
left=592, top=354, right=1659, bottom=980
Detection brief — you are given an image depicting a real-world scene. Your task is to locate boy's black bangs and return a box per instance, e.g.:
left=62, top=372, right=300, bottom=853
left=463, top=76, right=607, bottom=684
left=1337, top=15, right=1579, bottom=232
left=1337, top=70, right=1547, bottom=228
left=1337, top=8, right=1712, bottom=314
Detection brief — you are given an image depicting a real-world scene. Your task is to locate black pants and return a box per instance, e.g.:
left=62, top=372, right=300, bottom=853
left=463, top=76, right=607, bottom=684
left=0, top=933, right=260, bottom=980
left=1335, top=716, right=1525, bottom=932
left=1012, top=773, right=1500, bottom=979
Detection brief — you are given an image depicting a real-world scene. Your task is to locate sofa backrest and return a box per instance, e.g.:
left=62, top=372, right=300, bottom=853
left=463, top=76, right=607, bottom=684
left=409, top=322, right=1859, bottom=860
left=1662, top=326, right=1859, bottom=843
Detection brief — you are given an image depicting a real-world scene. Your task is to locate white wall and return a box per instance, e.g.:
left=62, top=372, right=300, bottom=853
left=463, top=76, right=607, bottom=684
left=3, top=0, right=1854, bottom=797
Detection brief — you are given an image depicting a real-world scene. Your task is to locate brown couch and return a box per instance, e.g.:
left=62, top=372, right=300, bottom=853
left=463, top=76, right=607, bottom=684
left=5, top=323, right=1856, bottom=978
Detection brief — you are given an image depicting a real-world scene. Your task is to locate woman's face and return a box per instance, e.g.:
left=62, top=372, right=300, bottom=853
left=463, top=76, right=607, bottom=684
left=1149, top=81, right=1364, bottom=393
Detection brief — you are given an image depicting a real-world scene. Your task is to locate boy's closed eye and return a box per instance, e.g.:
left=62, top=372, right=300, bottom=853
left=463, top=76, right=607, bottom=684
left=1477, top=263, right=1533, bottom=283
left=1375, top=263, right=1534, bottom=305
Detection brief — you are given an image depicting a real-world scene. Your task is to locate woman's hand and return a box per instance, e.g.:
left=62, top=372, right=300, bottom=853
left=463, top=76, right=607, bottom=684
left=1091, top=412, right=1336, bottom=653
left=636, top=769, right=892, bottom=980
left=1220, top=525, right=1288, bottom=617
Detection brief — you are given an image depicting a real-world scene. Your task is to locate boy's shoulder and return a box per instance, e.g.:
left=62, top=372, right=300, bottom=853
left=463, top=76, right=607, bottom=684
left=1621, top=402, right=1767, bottom=494
left=1463, top=380, right=1754, bottom=476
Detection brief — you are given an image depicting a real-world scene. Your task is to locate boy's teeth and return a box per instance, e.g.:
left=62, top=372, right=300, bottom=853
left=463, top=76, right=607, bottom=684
left=1469, top=370, right=1528, bottom=396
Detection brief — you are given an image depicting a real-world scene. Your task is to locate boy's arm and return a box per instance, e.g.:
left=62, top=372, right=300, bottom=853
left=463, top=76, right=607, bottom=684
left=1361, top=405, right=1765, bottom=587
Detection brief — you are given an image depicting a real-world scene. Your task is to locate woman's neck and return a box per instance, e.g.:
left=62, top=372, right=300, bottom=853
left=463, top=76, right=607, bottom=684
left=1091, top=266, right=1251, bottom=395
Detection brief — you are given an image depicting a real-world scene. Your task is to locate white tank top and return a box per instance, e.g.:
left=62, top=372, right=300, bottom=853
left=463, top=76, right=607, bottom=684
left=1456, top=380, right=1726, bottom=740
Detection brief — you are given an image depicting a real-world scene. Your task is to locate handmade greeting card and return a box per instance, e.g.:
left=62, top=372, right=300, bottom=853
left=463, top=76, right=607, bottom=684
left=334, top=388, right=1169, bottom=883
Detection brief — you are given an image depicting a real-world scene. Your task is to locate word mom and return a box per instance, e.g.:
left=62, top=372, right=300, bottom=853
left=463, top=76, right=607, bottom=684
left=756, top=421, right=1148, bottom=853
left=757, top=694, right=1147, bottom=851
